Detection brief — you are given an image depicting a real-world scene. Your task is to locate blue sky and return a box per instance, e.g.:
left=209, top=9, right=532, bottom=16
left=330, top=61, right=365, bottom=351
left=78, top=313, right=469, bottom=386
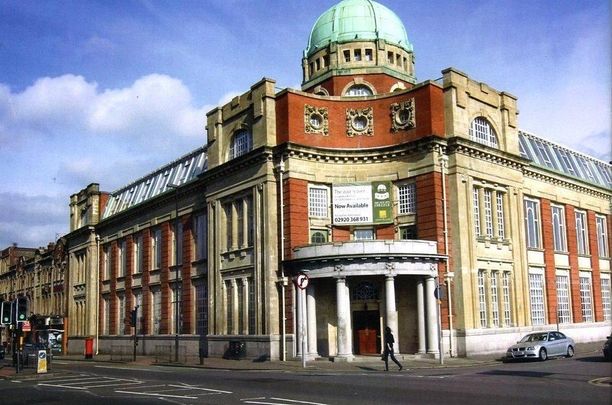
left=0, top=0, right=610, bottom=248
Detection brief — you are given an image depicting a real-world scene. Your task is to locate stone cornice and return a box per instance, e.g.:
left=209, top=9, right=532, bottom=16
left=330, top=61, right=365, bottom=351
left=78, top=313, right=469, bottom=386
left=446, top=137, right=527, bottom=171
left=277, top=136, right=447, bottom=164
left=523, top=166, right=611, bottom=199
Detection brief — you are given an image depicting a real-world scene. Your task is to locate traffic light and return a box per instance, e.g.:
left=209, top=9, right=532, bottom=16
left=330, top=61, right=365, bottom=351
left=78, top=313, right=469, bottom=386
left=130, top=309, right=137, bottom=327
left=0, top=301, right=10, bottom=325
left=16, top=297, right=28, bottom=323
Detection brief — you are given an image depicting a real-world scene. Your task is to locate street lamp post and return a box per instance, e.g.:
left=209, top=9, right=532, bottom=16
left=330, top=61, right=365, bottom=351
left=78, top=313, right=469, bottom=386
left=167, top=183, right=180, bottom=363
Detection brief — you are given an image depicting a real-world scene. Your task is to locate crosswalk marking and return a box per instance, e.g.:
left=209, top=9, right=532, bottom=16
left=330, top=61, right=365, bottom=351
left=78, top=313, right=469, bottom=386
left=114, top=390, right=199, bottom=399
left=241, top=398, right=329, bottom=405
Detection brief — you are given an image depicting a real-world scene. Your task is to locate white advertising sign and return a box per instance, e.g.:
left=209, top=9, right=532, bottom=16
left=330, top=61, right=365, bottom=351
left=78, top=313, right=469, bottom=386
left=332, top=183, right=373, bottom=225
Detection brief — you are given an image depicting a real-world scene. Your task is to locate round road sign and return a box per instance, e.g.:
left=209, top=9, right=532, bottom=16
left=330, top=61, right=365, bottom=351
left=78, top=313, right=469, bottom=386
left=296, top=273, right=309, bottom=290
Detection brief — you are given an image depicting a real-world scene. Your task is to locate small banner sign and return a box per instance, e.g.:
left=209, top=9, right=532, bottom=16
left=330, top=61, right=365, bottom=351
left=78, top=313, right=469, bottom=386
left=37, top=350, right=47, bottom=374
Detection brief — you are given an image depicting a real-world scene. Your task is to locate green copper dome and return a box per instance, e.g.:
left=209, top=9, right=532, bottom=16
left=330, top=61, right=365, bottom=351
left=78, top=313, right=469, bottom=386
left=305, top=0, right=413, bottom=57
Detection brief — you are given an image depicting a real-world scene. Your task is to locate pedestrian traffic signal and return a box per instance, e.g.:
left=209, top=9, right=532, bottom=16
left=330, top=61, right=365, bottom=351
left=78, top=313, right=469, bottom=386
left=0, top=301, right=10, bottom=325
left=16, top=297, right=28, bottom=322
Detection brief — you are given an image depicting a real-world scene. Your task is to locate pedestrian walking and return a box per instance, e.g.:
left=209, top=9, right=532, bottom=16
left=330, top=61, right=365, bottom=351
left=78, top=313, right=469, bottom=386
left=382, top=326, right=403, bottom=371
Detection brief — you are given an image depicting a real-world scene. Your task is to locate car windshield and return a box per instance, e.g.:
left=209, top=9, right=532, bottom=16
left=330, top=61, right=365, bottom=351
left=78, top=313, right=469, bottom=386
left=520, top=333, right=548, bottom=342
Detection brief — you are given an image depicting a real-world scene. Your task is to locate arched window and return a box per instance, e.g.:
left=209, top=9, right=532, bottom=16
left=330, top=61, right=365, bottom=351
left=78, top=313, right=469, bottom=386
left=229, top=129, right=252, bottom=159
left=469, top=117, right=499, bottom=148
left=344, top=84, right=374, bottom=97
left=310, top=230, right=327, bottom=244
left=352, top=281, right=379, bottom=300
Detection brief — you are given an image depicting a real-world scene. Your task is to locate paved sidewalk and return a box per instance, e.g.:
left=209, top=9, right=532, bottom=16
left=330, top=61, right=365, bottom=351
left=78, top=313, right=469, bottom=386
left=1, top=340, right=604, bottom=379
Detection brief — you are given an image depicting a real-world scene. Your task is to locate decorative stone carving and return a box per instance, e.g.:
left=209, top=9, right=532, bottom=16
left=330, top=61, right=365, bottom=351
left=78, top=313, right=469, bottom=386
left=304, top=105, right=329, bottom=136
left=390, top=98, right=416, bottom=132
left=346, top=107, right=373, bottom=137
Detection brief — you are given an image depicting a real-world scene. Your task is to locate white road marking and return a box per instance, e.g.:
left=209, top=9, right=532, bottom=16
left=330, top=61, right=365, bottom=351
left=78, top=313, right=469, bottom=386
left=38, top=383, right=89, bottom=390
left=114, top=390, right=198, bottom=399
left=94, top=365, right=172, bottom=372
left=271, top=398, right=328, bottom=405
left=167, top=384, right=232, bottom=394
left=85, top=381, right=144, bottom=388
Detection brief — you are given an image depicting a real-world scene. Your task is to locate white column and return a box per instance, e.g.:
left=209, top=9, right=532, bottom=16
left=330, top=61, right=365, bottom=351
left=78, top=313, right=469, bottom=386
left=306, top=283, right=318, bottom=358
left=336, top=277, right=353, bottom=360
left=416, top=278, right=426, bottom=354
left=296, top=287, right=303, bottom=357
left=242, top=277, right=249, bottom=334
left=384, top=275, right=399, bottom=352
left=425, top=276, right=439, bottom=354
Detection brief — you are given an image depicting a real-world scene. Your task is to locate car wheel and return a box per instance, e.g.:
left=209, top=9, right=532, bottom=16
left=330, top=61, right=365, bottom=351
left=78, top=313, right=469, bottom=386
left=539, top=348, right=548, bottom=361
left=566, top=346, right=574, bottom=358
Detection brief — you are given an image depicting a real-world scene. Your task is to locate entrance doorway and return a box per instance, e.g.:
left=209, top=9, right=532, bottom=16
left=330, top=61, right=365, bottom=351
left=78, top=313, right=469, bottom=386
left=353, top=310, right=380, bottom=355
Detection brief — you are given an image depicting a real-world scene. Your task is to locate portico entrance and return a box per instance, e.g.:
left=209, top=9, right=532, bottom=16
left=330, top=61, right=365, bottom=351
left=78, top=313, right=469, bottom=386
left=353, top=310, right=380, bottom=354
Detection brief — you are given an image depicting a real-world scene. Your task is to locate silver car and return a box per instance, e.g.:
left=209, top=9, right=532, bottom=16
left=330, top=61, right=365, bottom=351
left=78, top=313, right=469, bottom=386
left=506, top=331, right=575, bottom=361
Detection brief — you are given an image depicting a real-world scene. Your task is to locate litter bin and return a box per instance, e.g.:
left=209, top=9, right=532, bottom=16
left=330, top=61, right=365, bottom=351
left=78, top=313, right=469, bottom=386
left=84, top=337, right=94, bottom=359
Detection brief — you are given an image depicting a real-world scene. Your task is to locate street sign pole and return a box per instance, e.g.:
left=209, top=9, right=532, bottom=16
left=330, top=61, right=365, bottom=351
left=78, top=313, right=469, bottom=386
left=295, top=273, right=309, bottom=369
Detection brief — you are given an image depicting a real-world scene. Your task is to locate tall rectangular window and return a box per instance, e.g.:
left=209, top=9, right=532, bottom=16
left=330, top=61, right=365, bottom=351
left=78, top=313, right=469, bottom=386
left=556, top=273, right=571, bottom=323
left=133, top=290, right=142, bottom=334
left=496, top=192, right=505, bottom=238
left=224, top=203, right=233, bottom=251
left=194, top=214, right=207, bottom=260
left=226, top=280, right=233, bottom=334
left=398, top=183, right=416, bottom=214
left=152, top=229, right=162, bottom=269
left=118, top=294, right=125, bottom=335
left=133, top=235, right=143, bottom=274
left=103, top=246, right=110, bottom=280
left=502, top=272, right=512, bottom=326
left=596, top=215, right=609, bottom=257
left=483, top=189, right=493, bottom=237
left=575, top=211, right=589, bottom=255
left=171, top=285, right=182, bottom=334
left=237, top=280, right=245, bottom=335
left=309, top=186, right=328, bottom=218
left=551, top=205, right=567, bottom=252
left=490, top=271, right=499, bottom=327
left=529, top=270, right=546, bottom=325
left=117, top=240, right=126, bottom=277
left=579, top=274, right=593, bottom=322
left=172, top=221, right=183, bottom=266
left=248, top=278, right=256, bottom=334
left=236, top=202, right=244, bottom=248
left=103, top=297, right=110, bottom=335
left=152, top=289, right=161, bottom=334
left=601, top=276, right=611, bottom=321
left=524, top=199, right=541, bottom=249
left=246, top=195, right=254, bottom=247
left=477, top=270, right=487, bottom=328
left=196, top=283, right=208, bottom=335
left=473, top=188, right=481, bottom=236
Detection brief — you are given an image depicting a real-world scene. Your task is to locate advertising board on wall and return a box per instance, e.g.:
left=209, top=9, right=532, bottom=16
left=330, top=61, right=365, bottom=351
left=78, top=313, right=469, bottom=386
left=332, top=182, right=393, bottom=225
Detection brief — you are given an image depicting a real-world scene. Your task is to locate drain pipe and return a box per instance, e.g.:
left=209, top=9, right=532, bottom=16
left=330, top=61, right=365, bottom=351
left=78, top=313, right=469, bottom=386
left=278, top=158, right=287, bottom=361
left=438, top=147, right=454, bottom=357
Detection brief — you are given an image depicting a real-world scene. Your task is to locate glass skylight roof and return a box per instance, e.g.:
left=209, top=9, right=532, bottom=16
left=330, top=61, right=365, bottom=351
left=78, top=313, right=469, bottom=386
left=519, top=131, right=611, bottom=189
left=102, top=147, right=208, bottom=219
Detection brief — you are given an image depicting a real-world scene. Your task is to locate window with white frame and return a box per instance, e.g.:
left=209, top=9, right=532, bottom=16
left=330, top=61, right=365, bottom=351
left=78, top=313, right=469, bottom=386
left=556, top=273, right=571, bottom=323
left=469, top=117, right=499, bottom=148
left=118, top=294, right=126, bottom=335
left=398, top=183, right=416, bottom=214
left=118, top=240, right=126, bottom=277
left=528, top=269, right=546, bottom=325
left=152, top=229, right=162, bottom=270
left=170, top=285, right=182, bottom=334
left=483, top=189, right=493, bottom=237
left=308, top=186, right=329, bottom=218
left=502, top=272, right=512, bottom=326
left=223, top=195, right=254, bottom=251
left=524, top=198, right=541, bottom=249
left=478, top=270, right=487, bottom=327
left=103, top=246, right=110, bottom=280
left=473, top=188, right=481, bottom=236
left=399, top=225, right=417, bottom=240
left=551, top=205, right=567, bottom=252
left=496, top=193, right=505, bottom=238
left=152, top=288, right=161, bottom=334
left=579, top=273, right=593, bottom=322
left=596, top=215, right=609, bottom=257
left=229, top=129, right=252, bottom=159
left=354, top=228, right=374, bottom=240
left=310, top=229, right=328, bottom=244
left=490, top=271, right=500, bottom=327
left=133, top=235, right=143, bottom=274
left=172, top=221, right=183, bottom=266
left=601, top=275, right=611, bottom=321
left=133, top=290, right=142, bottom=333
left=575, top=210, right=589, bottom=255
